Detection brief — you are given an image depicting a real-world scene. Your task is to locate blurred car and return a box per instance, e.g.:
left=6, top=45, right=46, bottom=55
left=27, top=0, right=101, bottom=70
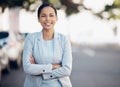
left=0, top=31, right=10, bottom=81
left=5, top=31, right=24, bottom=68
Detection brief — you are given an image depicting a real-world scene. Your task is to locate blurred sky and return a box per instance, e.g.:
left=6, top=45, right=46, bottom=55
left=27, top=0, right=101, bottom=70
left=0, top=0, right=120, bottom=45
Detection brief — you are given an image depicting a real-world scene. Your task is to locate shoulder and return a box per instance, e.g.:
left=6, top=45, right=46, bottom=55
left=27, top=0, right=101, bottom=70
left=25, top=31, right=41, bottom=40
left=56, top=32, right=69, bottom=42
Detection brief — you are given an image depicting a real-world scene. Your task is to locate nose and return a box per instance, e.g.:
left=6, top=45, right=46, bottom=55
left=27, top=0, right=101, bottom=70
left=46, top=16, right=50, bottom=21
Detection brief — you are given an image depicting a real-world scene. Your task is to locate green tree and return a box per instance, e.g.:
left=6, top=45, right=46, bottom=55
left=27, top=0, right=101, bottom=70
left=95, top=0, right=120, bottom=19
left=0, top=0, right=120, bottom=19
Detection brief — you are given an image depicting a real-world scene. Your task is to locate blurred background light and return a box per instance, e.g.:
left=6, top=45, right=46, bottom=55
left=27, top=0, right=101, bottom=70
left=0, top=0, right=120, bottom=45
left=83, top=0, right=114, bottom=13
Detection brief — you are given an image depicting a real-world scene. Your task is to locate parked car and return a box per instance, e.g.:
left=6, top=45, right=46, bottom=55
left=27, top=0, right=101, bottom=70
left=0, top=31, right=10, bottom=81
left=5, top=31, right=24, bottom=68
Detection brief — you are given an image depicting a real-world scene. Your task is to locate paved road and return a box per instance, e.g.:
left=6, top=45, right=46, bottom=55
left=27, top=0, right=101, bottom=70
left=1, top=45, right=120, bottom=87
left=71, top=45, right=120, bottom=87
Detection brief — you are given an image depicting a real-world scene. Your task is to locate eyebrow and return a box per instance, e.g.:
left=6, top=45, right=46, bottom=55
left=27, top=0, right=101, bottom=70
left=41, top=13, right=55, bottom=15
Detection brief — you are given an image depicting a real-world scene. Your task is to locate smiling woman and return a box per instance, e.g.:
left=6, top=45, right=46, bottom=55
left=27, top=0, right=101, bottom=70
left=38, top=4, right=58, bottom=39
left=22, top=2, right=72, bottom=87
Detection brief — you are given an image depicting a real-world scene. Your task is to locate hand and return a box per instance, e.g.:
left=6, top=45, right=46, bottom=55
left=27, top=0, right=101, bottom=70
left=52, top=64, right=61, bottom=70
left=29, top=54, right=35, bottom=64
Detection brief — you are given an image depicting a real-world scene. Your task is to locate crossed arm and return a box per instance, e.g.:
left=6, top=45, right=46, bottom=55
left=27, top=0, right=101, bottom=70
left=29, top=54, right=61, bottom=70
left=23, top=35, right=72, bottom=80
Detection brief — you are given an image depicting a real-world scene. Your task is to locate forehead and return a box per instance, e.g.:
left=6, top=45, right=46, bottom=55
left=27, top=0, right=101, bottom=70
left=40, top=6, right=55, bottom=14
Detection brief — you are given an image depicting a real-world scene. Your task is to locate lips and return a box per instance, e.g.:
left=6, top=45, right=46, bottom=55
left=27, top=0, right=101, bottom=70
left=45, top=22, right=51, bottom=26
left=44, top=22, right=52, bottom=27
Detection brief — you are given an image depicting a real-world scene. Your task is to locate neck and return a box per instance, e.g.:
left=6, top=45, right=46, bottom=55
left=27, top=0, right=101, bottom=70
left=42, top=29, right=54, bottom=40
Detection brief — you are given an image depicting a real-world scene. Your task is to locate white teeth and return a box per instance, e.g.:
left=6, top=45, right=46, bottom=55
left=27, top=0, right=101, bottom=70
left=45, top=22, right=51, bottom=26
left=45, top=23, right=51, bottom=26
left=46, top=23, right=50, bottom=25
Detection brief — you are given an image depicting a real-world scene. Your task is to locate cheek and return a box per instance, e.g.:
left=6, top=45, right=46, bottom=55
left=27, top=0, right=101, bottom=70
left=38, top=17, right=44, bottom=22
left=53, top=20, right=57, bottom=24
left=38, top=19, right=44, bottom=24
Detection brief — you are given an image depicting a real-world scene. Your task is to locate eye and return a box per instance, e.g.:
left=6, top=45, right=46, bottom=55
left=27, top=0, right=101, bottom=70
left=41, top=15, right=46, bottom=17
left=40, top=14, right=46, bottom=17
left=50, top=15, right=54, bottom=17
left=50, top=14, right=55, bottom=17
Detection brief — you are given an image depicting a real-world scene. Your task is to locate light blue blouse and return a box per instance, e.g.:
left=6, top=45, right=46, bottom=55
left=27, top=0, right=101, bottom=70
left=22, top=31, right=72, bottom=87
left=42, top=39, right=54, bottom=64
left=42, top=40, right=61, bottom=87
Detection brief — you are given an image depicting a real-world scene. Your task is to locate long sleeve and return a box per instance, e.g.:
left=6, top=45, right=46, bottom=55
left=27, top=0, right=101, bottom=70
left=22, top=34, right=52, bottom=75
left=42, top=36, right=72, bottom=79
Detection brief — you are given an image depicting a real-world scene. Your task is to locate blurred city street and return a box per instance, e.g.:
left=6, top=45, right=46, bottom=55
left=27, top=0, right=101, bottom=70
left=1, top=44, right=120, bottom=87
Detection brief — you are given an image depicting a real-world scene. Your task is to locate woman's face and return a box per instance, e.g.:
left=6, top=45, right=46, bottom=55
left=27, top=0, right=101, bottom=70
left=38, top=6, right=57, bottom=30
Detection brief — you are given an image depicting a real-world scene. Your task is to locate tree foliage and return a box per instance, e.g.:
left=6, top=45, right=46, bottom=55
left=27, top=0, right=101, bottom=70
left=95, top=0, right=120, bottom=19
left=0, top=0, right=120, bottom=19
left=0, top=0, right=81, bottom=15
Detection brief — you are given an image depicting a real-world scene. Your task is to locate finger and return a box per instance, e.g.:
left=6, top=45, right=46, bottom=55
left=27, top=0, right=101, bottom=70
left=30, top=58, right=34, bottom=64
left=29, top=58, right=32, bottom=63
left=30, top=54, right=33, bottom=58
left=29, top=56, right=33, bottom=61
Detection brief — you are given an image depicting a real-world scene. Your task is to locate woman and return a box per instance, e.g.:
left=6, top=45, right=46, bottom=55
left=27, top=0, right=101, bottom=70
left=22, top=2, right=72, bottom=87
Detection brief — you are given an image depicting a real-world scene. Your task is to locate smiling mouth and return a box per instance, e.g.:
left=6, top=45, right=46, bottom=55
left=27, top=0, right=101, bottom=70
left=45, top=22, right=51, bottom=25
left=44, top=22, right=52, bottom=27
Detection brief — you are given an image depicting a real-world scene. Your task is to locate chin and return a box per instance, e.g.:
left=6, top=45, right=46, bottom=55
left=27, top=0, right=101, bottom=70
left=44, top=27, right=53, bottom=30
